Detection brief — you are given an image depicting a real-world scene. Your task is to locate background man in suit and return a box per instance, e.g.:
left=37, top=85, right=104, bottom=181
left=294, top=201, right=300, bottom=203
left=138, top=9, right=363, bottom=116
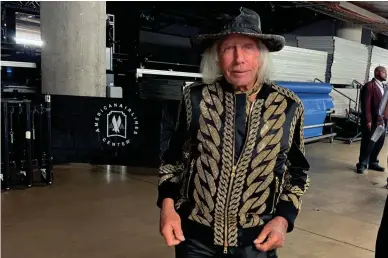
left=357, top=66, right=387, bottom=174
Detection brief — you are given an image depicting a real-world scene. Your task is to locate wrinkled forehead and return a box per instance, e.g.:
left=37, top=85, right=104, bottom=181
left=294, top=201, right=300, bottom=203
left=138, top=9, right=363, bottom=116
left=219, top=34, right=258, bottom=47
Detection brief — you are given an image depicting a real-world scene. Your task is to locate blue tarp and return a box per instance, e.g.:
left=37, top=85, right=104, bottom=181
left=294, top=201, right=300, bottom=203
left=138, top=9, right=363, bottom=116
left=275, top=81, right=334, bottom=139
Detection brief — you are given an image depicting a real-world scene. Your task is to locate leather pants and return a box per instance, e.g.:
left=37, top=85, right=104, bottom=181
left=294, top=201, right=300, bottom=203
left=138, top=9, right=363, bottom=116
left=175, top=236, right=278, bottom=258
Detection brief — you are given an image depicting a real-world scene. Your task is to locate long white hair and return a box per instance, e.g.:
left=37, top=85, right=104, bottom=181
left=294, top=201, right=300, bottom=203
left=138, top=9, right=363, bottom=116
left=200, top=39, right=272, bottom=85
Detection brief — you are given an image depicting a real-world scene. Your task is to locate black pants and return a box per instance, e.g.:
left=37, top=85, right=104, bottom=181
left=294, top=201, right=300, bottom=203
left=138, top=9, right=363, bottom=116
left=358, top=127, right=385, bottom=169
left=376, top=195, right=388, bottom=258
left=175, top=236, right=278, bottom=258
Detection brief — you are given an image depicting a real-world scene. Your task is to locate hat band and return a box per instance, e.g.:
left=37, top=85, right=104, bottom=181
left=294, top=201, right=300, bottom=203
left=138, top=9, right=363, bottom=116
left=223, top=23, right=262, bottom=34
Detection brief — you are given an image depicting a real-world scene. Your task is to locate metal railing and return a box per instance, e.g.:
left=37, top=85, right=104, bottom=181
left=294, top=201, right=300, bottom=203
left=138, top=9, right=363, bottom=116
left=314, top=78, right=364, bottom=143
left=313, top=78, right=358, bottom=106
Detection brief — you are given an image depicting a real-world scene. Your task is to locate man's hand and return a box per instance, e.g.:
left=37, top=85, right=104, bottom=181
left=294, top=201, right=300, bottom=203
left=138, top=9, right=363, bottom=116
left=377, top=116, right=385, bottom=127
left=160, top=198, right=185, bottom=247
left=367, top=122, right=372, bottom=131
left=253, top=216, right=288, bottom=252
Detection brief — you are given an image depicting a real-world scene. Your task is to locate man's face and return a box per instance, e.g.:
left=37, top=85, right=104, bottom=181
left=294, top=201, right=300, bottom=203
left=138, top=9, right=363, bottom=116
left=379, top=68, right=387, bottom=81
left=218, top=34, right=261, bottom=88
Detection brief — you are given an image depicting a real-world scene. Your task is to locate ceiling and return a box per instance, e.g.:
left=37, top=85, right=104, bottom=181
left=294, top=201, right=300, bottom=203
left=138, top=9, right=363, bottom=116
left=351, top=1, right=388, bottom=19
left=108, top=2, right=327, bottom=37
left=3, top=1, right=387, bottom=39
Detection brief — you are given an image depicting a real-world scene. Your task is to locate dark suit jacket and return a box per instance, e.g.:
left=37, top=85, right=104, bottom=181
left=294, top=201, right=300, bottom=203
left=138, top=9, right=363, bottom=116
left=360, top=79, right=383, bottom=129
left=376, top=195, right=388, bottom=258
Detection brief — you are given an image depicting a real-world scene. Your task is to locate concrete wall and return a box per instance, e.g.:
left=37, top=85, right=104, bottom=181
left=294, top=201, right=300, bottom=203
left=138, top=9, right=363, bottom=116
left=335, top=20, right=363, bottom=42
left=282, top=20, right=336, bottom=46
left=283, top=19, right=372, bottom=45
left=40, top=1, right=106, bottom=97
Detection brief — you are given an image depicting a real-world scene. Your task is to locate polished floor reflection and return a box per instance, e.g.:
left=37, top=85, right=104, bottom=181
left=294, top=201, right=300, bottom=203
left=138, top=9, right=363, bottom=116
left=2, top=140, right=388, bottom=258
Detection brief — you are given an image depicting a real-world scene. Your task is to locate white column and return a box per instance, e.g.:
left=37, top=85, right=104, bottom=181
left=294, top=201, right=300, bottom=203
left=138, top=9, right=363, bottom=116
left=40, top=1, right=106, bottom=97
left=335, top=21, right=363, bottom=43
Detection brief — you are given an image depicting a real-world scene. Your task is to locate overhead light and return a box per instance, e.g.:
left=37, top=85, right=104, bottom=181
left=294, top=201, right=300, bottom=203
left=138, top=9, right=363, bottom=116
left=14, top=37, right=43, bottom=47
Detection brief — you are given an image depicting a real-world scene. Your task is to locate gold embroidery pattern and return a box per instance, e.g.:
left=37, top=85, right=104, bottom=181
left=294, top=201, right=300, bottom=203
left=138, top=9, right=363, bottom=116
left=299, top=106, right=306, bottom=154
left=160, top=164, right=180, bottom=175
left=264, top=92, right=278, bottom=107
left=279, top=172, right=310, bottom=211
left=226, top=99, right=264, bottom=246
left=189, top=83, right=224, bottom=227
left=159, top=174, right=175, bottom=185
left=158, top=164, right=184, bottom=185
left=176, top=160, right=195, bottom=209
left=271, top=83, right=304, bottom=152
left=175, top=85, right=194, bottom=207
left=271, top=84, right=301, bottom=105
left=288, top=104, right=304, bottom=151
left=280, top=103, right=310, bottom=211
left=184, top=85, right=193, bottom=129
left=280, top=172, right=310, bottom=211
left=214, top=91, right=235, bottom=246
left=238, top=94, right=287, bottom=229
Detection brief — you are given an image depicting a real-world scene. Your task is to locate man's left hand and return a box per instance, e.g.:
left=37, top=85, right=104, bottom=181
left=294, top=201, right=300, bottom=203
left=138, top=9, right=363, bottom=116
left=253, top=216, right=288, bottom=252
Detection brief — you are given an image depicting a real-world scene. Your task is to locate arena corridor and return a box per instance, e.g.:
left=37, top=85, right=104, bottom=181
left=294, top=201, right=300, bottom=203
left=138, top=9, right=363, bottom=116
left=2, top=140, right=388, bottom=258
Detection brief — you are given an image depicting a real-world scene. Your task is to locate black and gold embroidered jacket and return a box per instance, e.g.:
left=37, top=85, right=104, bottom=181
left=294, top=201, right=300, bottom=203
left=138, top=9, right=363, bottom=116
left=157, top=78, right=310, bottom=250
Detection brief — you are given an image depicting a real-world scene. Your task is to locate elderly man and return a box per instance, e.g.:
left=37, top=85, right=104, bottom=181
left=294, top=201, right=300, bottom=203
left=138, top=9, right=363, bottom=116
left=157, top=7, right=310, bottom=258
left=357, top=66, right=387, bottom=174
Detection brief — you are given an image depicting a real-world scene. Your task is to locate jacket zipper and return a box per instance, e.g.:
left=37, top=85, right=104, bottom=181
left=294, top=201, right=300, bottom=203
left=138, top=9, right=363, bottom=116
left=223, top=165, right=236, bottom=254
left=223, top=98, right=256, bottom=254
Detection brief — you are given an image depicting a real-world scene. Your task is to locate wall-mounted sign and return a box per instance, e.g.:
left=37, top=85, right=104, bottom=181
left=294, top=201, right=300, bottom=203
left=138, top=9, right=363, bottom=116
left=94, top=103, right=139, bottom=147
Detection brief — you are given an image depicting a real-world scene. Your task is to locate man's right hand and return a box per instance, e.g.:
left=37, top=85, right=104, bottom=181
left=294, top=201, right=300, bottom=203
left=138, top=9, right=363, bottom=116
left=367, top=122, right=372, bottom=131
left=377, top=116, right=385, bottom=127
left=160, top=198, right=185, bottom=246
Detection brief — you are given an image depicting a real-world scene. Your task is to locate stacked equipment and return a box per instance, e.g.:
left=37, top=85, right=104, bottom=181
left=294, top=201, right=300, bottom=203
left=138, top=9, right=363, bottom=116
left=1, top=95, right=53, bottom=190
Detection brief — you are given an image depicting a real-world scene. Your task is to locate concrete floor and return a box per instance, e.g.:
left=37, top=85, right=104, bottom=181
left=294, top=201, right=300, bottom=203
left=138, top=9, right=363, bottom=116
left=2, top=140, right=388, bottom=258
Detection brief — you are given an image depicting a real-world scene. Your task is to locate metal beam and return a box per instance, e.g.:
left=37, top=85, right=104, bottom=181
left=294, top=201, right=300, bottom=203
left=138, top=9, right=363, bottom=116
left=304, top=123, right=335, bottom=129
left=305, top=133, right=337, bottom=143
left=136, top=68, right=202, bottom=79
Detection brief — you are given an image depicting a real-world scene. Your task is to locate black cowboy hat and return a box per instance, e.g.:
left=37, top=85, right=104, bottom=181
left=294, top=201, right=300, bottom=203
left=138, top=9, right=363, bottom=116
left=191, top=7, right=285, bottom=52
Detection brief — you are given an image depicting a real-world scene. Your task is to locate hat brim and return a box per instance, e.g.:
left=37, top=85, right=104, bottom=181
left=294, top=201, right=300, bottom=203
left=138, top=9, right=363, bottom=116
left=192, top=32, right=286, bottom=53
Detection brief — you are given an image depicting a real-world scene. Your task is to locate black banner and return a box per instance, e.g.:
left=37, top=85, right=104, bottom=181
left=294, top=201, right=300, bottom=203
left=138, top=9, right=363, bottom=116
left=51, top=95, right=162, bottom=168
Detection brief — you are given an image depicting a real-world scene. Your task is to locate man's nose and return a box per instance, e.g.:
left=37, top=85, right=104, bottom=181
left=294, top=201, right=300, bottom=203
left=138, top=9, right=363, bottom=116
left=234, top=46, right=245, bottom=64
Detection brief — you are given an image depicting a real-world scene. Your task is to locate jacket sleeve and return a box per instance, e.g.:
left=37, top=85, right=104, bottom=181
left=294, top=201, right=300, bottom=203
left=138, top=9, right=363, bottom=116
left=364, top=83, right=373, bottom=125
left=379, top=87, right=388, bottom=119
left=157, top=95, right=189, bottom=208
left=378, top=88, right=388, bottom=116
left=275, top=103, right=310, bottom=232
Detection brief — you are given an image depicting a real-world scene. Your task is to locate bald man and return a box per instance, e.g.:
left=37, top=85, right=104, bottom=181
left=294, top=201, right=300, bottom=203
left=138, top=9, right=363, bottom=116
left=357, top=66, right=387, bottom=174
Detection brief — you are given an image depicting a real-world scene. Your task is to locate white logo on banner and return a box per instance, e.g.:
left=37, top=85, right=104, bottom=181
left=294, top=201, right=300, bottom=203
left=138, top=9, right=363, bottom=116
left=94, top=103, right=139, bottom=147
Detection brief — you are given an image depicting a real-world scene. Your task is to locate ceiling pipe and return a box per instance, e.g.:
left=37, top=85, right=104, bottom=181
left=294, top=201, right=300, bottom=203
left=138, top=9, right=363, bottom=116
left=338, top=2, right=388, bottom=24
left=292, top=1, right=388, bottom=35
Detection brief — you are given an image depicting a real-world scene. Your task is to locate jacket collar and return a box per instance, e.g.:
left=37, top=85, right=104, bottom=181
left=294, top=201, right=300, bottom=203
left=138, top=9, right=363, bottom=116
left=219, top=77, right=265, bottom=96
left=374, top=78, right=385, bottom=87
